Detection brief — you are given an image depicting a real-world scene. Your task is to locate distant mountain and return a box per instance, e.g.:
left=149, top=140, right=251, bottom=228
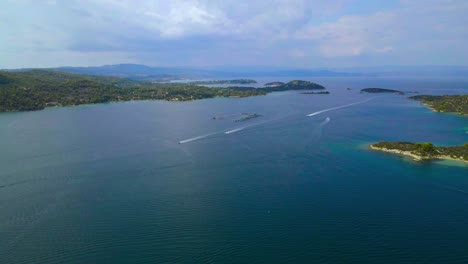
left=51, top=64, right=363, bottom=80
left=3, top=64, right=467, bottom=80
left=55, top=64, right=226, bottom=80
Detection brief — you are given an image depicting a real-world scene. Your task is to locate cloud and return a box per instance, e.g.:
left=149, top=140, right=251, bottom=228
left=1, top=0, right=467, bottom=68
left=294, top=0, right=468, bottom=59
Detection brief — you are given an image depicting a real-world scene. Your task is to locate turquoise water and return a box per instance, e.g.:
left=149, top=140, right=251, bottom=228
left=0, top=77, right=467, bottom=263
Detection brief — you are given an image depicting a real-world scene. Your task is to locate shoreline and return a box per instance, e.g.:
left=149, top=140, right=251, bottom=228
left=369, top=144, right=468, bottom=164
left=421, top=103, right=468, bottom=116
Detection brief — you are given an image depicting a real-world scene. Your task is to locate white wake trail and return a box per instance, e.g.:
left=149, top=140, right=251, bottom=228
left=225, top=127, right=246, bottom=134
left=179, top=132, right=219, bottom=144
left=321, top=117, right=331, bottom=125
left=307, top=98, right=374, bottom=117
left=309, top=117, right=331, bottom=142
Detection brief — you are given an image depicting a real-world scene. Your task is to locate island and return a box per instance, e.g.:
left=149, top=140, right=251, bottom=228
left=361, top=88, right=403, bottom=94
left=228, top=81, right=326, bottom=92
left=264, top=82, right=285, bottom=87
left=262, top=80, right=325, bottom=92
left=369, top=141, right=468, bottom=162
left=187, top=79, right=257, bottom=85
left=409, top=94, right=468, bottom=116
left=300, top=91, right=330, bottom=95
left=235, top=113, right=261, bottom=122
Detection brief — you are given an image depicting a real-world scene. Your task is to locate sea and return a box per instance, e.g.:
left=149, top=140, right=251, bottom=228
left=0, top=76, right=467, bottom=263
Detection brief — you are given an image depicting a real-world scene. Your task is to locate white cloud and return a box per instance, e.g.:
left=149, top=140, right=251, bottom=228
left=0, top=0, right=467, bottom=67
left=294, top=0, right=468, bottom=59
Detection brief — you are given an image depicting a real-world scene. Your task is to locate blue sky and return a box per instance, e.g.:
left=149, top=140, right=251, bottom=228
left=1, top=0, right=467, bottom=68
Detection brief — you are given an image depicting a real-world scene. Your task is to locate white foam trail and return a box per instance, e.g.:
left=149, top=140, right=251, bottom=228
left=179, top=132, right=219, bottom=144
left=307, top=98, right=374, bottom=117
left=310, top=117, right=331, bottom=141
left=225, top=127, right=246, bottom=134
left=321, top=117, right=331, bottom=125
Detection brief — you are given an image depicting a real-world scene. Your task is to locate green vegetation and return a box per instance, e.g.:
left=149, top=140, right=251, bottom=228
left=370, top=141, right=468, bottom=162
left=264, top=82, right=285, bottom=87
left=300, top=91, right=330, bottom=95
left=229, top=80, right=326, bottom=92
left=262, top=80, right=325, bottom=91
left=235, top=113, right=261, bottom=122
left=0, top=70, right=265, bottom=112
left=0, top=71, right=330, bottom=112
left=361, top=88, right=403, bottom=94
left=409, top=94, right=468, bottom=116
left=187, top=79, right=257, bottom=85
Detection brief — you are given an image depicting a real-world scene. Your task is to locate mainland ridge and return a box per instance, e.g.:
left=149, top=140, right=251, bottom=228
left=0, top=70, right=325, bottom=112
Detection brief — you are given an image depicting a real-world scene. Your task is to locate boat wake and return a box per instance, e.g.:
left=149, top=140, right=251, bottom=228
left=225, top=127, right=246, bottom=134
left=321, top=117, right=331, bottom=125
left=179, top=132, right=219, bottom=144
left=309, top=117, right=331, bottom=142
left=307, top=98, right=374, bottom=117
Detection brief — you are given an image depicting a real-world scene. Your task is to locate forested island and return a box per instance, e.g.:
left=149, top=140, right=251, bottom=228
left=0, top=71, right=328, bottom=112
left=262, top=80, right=325, bottom=91
left=187, top=79, right=257, bottom=85
left=370, top=142, right=468, bottom=162
left=361, top=88, right=403, bottom=94
left=228, top=80, right=326, bottom=92
left=409, top=94, right=468, bottom=116
left=235, top=113, right=261, bottom=122
left=301, top=91, right=330, bottom=95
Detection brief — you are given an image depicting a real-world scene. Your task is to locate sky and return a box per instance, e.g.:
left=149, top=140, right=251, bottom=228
left=1, top=0, right=467, bottom=68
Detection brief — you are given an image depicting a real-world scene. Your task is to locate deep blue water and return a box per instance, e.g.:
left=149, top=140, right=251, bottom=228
left=0, top=77, right=467, bottom=263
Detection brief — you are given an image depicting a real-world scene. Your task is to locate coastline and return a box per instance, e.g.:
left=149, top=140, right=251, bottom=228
left=421, top=102, right=468, bottom=116
left=369, top=144, right=468, bottom=164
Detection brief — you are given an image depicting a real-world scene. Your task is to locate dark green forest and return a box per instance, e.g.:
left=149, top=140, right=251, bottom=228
left=0, top=70, right=266, bottom=112
left=0, top=71, right=330, bottom=112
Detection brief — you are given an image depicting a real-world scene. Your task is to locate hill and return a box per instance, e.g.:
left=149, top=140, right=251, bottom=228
left=0, top=70, right=265, bottom=112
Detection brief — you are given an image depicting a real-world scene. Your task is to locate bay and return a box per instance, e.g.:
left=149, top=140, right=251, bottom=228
left=0, top=77, right=467, bottom=263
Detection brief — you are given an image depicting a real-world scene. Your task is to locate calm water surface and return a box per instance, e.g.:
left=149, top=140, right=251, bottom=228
left=0, top=77, right=467, bottom=263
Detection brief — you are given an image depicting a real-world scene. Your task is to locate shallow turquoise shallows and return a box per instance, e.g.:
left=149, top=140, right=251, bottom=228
left=1, top=77, right=467, bottom=263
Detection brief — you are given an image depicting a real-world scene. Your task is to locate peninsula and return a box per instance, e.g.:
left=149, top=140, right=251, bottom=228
left=370, top=141, right=468, bottom=162
left=0, top=70, right=265, bottom=112
left=0, top=71, right=328, bottom=112
left=409, top=94, right=468, bottom=116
